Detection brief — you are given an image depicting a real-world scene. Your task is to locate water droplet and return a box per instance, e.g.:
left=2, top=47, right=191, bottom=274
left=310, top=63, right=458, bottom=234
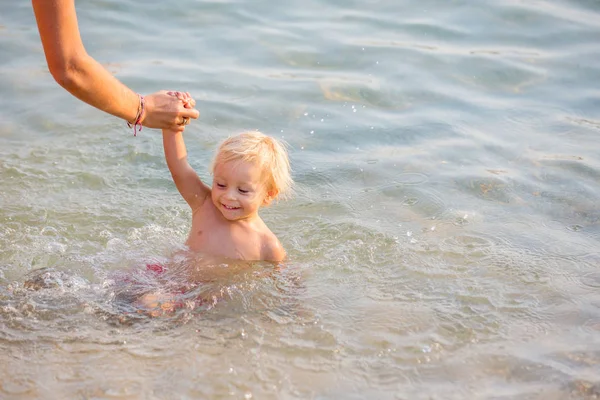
left=310, top=130, right=314, bottom=134
left=300, top=146, right=304, bottom=150
left=407, top=231, right=412, bottom=237
left=353, top=109, right=357, bottom=113
left=244, top=392, right=253, bottom=399
left=304, top=112, right=308, bottom=116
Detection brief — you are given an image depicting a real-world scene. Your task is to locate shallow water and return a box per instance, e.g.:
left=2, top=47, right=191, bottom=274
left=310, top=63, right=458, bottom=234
left=1, top=0, right=600, bottom=398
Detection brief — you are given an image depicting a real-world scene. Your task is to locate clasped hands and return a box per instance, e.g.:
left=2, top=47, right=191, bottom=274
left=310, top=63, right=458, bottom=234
left=142, top=90, right=199, bottom=132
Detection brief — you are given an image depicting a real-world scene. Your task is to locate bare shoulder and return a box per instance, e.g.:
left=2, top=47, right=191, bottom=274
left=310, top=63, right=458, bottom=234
left=261, top=232, right=286, bottom=262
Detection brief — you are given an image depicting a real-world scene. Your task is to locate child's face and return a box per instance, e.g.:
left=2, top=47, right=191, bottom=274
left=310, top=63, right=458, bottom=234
left=211, top=159, right=270, bottom=221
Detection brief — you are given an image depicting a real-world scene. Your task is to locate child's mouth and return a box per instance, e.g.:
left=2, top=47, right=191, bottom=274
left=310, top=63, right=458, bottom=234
left=222, top=204, right=240, bottom=210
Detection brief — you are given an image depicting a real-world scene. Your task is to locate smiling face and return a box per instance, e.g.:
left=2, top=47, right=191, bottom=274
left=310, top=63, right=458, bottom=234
left=211, top=159, right=271, bottom=221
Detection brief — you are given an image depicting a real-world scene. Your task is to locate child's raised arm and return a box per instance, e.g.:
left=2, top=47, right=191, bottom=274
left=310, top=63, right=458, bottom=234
left=162, top=129, right=210, bottom=211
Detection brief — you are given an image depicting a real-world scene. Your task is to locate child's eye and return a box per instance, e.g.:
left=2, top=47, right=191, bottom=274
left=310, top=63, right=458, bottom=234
left=238, top=188, right=249, bottom=194
left=216, top=183, right=226, bottom=188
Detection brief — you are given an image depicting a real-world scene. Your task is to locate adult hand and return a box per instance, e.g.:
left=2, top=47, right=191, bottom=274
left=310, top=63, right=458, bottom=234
left=142, top=90, right=200, bottom=132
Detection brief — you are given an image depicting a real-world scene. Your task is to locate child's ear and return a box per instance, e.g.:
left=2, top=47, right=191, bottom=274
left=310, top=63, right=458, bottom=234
left=263, top=189, right=278, bottom=206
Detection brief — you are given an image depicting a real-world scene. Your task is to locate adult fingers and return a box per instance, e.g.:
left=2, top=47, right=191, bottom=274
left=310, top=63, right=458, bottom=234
left=181, top=108, right=200, bottom=120
left=182, top=98, right=194, bottom=109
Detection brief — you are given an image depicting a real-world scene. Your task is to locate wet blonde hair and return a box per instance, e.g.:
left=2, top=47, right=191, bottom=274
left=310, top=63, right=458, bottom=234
left=211, top=131, right=293, bottom=200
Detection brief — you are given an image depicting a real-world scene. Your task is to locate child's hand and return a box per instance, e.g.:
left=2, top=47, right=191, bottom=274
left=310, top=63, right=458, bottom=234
left=136, top=292, right=178, bottom=317
left=167, top=91, right=196, bottom=109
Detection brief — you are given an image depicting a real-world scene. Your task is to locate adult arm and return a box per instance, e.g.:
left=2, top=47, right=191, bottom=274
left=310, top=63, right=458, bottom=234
left=32, top=0, right=199, bottom=131
left=162, top=129, right=210, bottom=210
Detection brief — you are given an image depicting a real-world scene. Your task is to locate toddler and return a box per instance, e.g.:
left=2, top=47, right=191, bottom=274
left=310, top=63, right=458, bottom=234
left=162, top=105, right=292, bottom=263
left=135, top=92, right=292, bottom=315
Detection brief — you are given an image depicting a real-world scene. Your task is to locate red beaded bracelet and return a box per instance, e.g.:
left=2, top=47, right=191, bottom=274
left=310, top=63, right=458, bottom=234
left=127, top=94, right=145, bottom=136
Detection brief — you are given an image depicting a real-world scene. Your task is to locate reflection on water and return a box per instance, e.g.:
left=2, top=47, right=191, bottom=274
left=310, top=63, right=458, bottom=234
left=1, top=0, right=600, bottom=397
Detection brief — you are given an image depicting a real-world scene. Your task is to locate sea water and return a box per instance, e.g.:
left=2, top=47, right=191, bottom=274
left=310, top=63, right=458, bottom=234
left=1, top=0, right=599, bottom=398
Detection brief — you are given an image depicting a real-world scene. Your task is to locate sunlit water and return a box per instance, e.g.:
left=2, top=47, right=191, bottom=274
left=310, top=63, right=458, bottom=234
left=1, top=0, right=600, bottom=398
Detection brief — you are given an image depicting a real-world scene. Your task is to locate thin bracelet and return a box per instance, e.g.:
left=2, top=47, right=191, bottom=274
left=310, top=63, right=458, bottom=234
left=127, top=94, right=142, bottom=126
left=126, top=94, right=145, bottom=136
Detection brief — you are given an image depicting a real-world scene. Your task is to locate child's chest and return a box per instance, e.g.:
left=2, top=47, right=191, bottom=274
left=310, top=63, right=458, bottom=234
left=186, top=211, right=263, bottom=260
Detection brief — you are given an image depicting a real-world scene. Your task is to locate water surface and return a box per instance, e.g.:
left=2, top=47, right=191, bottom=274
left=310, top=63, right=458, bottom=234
left=1, top=0, right=600, bottom=398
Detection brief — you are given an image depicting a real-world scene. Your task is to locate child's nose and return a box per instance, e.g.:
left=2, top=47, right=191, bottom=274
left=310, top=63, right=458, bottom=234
left=224, top=189, right=237, bottom=200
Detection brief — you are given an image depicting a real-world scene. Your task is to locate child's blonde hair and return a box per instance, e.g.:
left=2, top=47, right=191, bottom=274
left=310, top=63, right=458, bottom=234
left=211, top=131, right=293, bottom=200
